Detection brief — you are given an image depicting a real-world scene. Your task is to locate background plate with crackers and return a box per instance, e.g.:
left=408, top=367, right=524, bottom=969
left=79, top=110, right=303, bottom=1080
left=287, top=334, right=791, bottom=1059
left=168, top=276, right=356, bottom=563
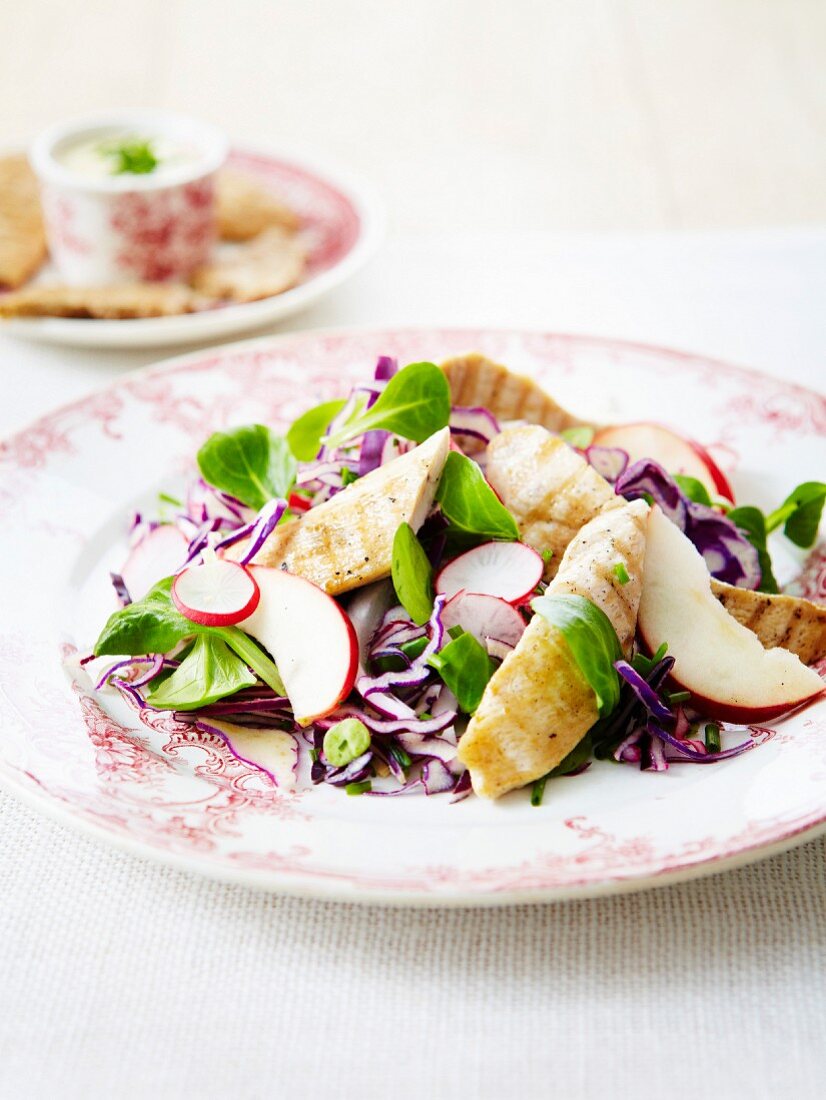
left=0, top=146, right=382, bottom=349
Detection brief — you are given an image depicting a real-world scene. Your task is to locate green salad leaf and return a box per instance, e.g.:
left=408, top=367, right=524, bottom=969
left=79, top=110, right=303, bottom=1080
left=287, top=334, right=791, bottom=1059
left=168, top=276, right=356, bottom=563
left=435, top=452, right=520, bottom=541
left=146, top=634, right=256, bottom=711
left=94, top=578, right=286, bottom=696
left=197, top=425, right=296, bottom=510
left=765, top=481, right=826, bottom=548
left=323, top=362, right=451, bottom=450
left=286, top=399, right=348, bottom=461
left=95, top=578, right=193, bottom=657
left=673, top=474, right=712, bottom=506
left=391, top=522, right=434, bottom=626
left=726, top=505, right=778, bottom=594
left=428, top=632, right=493, bottom=714
left=531, top=593, right=622, bottom=717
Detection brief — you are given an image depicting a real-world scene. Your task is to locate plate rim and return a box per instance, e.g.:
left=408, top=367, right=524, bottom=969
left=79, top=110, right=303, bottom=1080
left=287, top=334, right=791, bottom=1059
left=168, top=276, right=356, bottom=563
left=0, top=143, right=385, bottom=349
left=1, top=325, right=824, bottom=905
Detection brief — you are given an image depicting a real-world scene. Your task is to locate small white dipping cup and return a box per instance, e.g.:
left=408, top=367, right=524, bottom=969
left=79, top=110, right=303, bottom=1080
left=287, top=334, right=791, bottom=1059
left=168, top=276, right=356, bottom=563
left=30, top=112, right=228, bottom=284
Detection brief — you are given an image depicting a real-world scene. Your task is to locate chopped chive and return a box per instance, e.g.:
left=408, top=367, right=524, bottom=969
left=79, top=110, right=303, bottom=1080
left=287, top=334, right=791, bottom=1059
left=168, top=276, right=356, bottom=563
left=341, top=467, right=359, bottom=486
left=666, top=690, right=692, bottom=705
left=631, top=641, right=668, bottom=676
left=400, top=635, right=428, bottom=659
left=345, top=780, right=372, bottom=796
left=388, top=744, right=412, bottom=770
left=613, top=561, right=630, bottom=585
left=704, top=723, right=721, bottom=753
left=530, top=774, right=549, bottom=806
left=541, top=548, right=554, bottom=566
left=447, top=624, right=465, bottom=640
left=158, top=491, right=182, bottom=506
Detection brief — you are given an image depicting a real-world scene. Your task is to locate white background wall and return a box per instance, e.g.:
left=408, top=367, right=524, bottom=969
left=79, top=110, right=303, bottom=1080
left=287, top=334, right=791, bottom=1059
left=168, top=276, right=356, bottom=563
left=2, top=0, right=824, bottom=236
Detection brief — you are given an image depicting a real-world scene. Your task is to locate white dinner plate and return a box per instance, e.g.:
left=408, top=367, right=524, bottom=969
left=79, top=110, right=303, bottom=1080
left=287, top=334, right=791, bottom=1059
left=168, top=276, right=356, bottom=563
left=0, top=327, right=823, bottom=905
left=1, top=148, right=382, bottom=349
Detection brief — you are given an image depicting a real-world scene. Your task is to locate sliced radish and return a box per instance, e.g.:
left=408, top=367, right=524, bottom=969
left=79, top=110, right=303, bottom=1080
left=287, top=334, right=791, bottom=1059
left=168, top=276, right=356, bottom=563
left=120, top=524, right=189, bottom=602
left=592, top=422, right=735, bottom=501
left=172, top=558, right=260, bottom=626
left=242, top=567, right=359, bottom=725
left=441, top=591, right=526, bottom=648
left=485, top=637, right=516, bottom=661
left=435, top=541, right=543, bottom=604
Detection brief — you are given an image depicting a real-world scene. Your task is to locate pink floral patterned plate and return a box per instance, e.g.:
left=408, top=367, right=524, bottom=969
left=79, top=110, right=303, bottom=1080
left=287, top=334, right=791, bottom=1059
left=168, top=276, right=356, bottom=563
left=2, top=148, right=382, bottom=350
left=0, top=328, right=824, bottom=905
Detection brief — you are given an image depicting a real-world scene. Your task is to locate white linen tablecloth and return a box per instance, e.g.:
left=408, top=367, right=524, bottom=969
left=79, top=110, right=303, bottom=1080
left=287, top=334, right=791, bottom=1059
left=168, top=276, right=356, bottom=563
left=1, top=230, right=824, bottom=1100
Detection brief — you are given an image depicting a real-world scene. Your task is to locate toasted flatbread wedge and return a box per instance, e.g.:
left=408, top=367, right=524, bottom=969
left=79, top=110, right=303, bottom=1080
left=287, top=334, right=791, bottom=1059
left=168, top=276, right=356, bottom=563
left=216, top=169, right=300, bottom=241
left=458, top=500, right=649, bottom=799
left=0, top=155, right=47, bottom=289
left=190, top=226, right=305, bottom=302
left=486, top=425, right=620, bottom=579
left=0, top=282, right=209, bottom=319
left=441, top=354, right=591, bottom=433
left=710, top=580, right=826, bottom=665
left=226, top=428, right=450, bottom=595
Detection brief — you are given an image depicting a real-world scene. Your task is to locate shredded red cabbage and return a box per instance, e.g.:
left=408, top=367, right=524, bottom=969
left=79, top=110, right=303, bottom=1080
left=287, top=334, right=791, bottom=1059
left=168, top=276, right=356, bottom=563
left=615, top=459, right=761, bottom=588
left=585, top=445, right=628, bottom=483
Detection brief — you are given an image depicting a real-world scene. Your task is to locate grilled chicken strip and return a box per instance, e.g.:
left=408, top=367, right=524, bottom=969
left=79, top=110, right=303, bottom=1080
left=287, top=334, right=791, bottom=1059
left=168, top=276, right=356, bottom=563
left=710, top=581, right=826, bottom=665
left=486, top=425, right=620, bottom=579
left=457, top=500, right=649, bottom=799
left=489, top=425, right=825, bottom=665
left=225, top=428, right=450, bottom=595
left=441, top=354, right=592, bottom=434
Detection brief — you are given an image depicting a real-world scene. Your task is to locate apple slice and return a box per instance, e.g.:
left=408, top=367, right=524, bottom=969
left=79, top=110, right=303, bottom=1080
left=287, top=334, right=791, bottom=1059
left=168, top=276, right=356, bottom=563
left=120, top=524, right=189, bottom=602
left=172, top=558, right=260, bottom=626
left=435, top=541, right=543, bottom=604
left=593, top=422, right=734, bottom=501
left=639, top=507, right=823, bottom=723
left=441, top=591, right=526, bottom=648
left=241, top=566, right=358, bottom=725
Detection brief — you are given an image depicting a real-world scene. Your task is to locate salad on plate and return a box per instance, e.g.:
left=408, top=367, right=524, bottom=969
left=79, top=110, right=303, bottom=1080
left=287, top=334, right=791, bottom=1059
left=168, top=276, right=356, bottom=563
left=82, top=353, right=826, bottom=803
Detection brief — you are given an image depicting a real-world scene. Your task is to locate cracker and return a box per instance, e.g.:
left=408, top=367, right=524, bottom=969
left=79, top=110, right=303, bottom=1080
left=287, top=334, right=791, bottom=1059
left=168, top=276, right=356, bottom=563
left=0, top=282, right=210, bottom=320
left=189, top=226, right=305, bottom=303
left=216, top=169, right=301, bottom=241
left=0, top=155, right=47, bottom=289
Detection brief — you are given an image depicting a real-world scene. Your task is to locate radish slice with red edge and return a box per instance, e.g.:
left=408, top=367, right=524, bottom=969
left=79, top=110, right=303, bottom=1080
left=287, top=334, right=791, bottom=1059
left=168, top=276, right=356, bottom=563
left=435, top=541, right=543, bottom=604
left=120, top=524, right=189, bottom=603
left=441, top=591, right=526, bottom=648
left=172, top=558, right=260, bottom=626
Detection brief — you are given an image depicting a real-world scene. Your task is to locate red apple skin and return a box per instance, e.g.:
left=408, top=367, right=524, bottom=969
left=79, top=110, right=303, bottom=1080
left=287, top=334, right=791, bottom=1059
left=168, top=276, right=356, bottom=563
left=666, top=675, right=824, bottom=726
left=593, top=421, right=736, bottom=503
left=246, top=565, right=359, bottom=725
left=686, top=438, right=735, bottom=502
left=639, top=617, right=824, bottom=724
left=303, top=606, right=359, bottom=724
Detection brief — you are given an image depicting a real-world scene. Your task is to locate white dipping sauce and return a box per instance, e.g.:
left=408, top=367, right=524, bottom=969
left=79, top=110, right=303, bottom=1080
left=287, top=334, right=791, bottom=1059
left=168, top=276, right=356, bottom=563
left=57, top=130, right=200, bottom=180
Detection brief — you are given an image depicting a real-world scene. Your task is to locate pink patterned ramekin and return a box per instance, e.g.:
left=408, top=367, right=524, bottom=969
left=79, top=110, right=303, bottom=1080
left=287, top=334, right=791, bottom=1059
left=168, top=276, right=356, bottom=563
left=30, top=112, right=227, bottom=284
